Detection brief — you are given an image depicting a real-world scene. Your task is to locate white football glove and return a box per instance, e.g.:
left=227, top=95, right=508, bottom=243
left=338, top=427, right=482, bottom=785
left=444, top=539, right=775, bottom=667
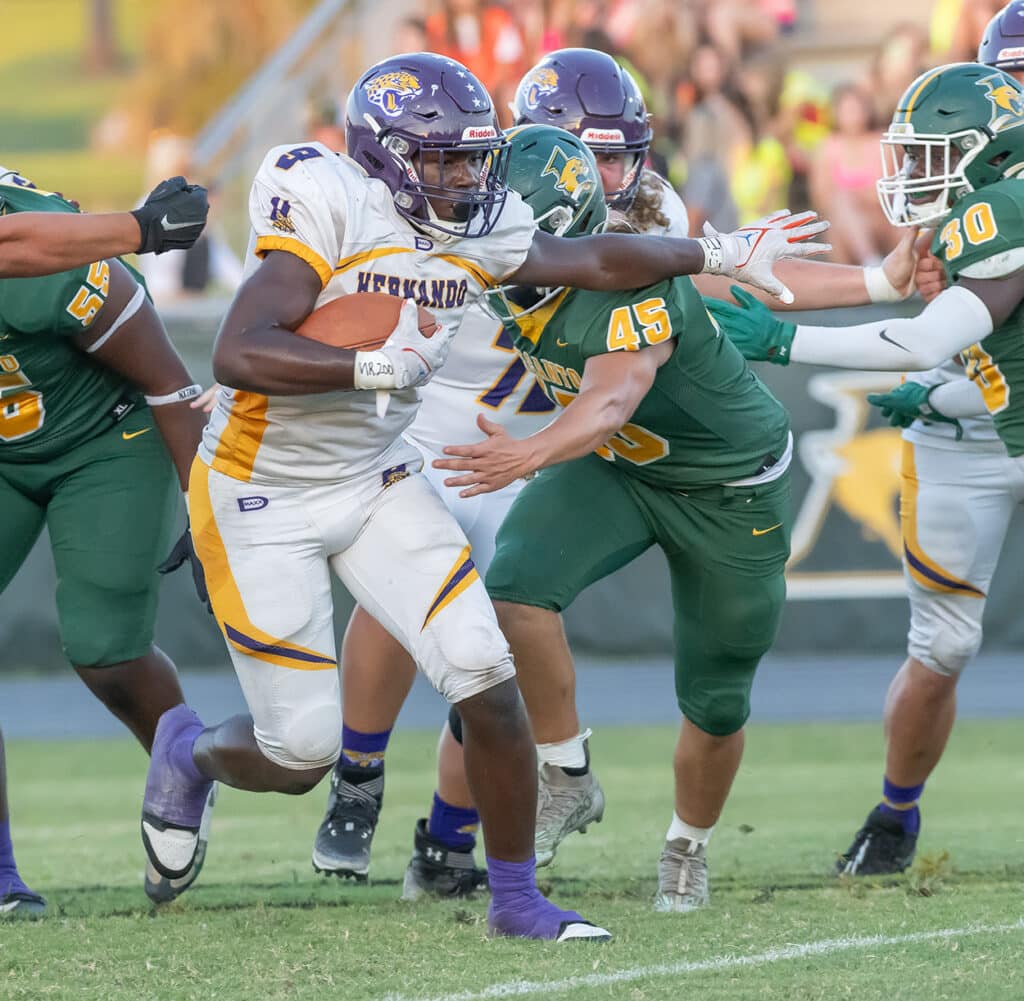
left=697, top=210, right=831, bottom=305
left=352, top=299, right=453, bottom=415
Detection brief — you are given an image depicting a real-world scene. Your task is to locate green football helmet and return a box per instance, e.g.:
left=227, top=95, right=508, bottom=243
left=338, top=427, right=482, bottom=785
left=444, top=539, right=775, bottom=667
left=878, top=62, right=1024, bottom=227
left=486, top=124, right=608, bottom=318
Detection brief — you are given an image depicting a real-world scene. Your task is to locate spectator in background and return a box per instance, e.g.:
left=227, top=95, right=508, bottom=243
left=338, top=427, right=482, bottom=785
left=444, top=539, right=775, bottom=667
left=730, top=54, right=792, bottom=222
left=425, top=0, right=527, bottom=125
left=136, top=133, right=243, bottom=310
left=307, top=99, right=345, bottom=152
left=393, top=14, right=429, bottom=56
left=810, top=83, right=896, bottom=266
left=680, top=43, right=747, bottom=234
left=617, top=0, right=696, bottom=107
left=517, top=0, right=571, bottom=63
left=942, top=0, right=1004, bottom=60
left=864, top=23, right=929, bottom=129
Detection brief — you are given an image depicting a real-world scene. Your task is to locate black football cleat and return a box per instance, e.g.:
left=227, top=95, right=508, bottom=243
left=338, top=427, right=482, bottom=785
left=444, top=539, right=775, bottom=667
left=401, top=818, right=488, bottom=901
left=837, top=806, right=918, bottom=876
left=311, top=768, right=383, bottom=880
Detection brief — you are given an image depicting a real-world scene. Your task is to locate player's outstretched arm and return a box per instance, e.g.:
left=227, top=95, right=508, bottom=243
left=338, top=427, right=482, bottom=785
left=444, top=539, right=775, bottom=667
left=706, top=274, right=1024, bottom=372
left=509, top=210, right=830, bottom=303
left=694, top=225, right=919, bottom=310
left=435, top=346, right=667, bottom=497
left=0, top=177, right=209, bottom=277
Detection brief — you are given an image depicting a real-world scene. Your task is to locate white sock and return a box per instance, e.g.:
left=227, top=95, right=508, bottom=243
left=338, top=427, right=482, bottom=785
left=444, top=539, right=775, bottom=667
left=536, top=728, right=592, bottom=770
left=667, top=812, right=714, bottom=846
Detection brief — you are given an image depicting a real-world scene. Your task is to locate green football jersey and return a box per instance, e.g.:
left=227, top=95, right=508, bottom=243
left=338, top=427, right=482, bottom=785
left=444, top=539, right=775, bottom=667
left=933, top=179, right=1024, bottom=455
left=0, top=176, right=141, bottom=462
left=493, top=275, right=790, bottom=489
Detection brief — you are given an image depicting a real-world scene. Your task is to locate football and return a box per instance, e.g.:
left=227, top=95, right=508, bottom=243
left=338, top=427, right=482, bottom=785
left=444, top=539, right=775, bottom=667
left=295, top=292, right=438, bottom=351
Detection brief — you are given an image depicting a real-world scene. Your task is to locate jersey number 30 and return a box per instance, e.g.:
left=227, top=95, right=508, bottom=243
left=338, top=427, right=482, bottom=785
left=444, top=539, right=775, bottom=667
left=940, top=202, right=998, bottom=262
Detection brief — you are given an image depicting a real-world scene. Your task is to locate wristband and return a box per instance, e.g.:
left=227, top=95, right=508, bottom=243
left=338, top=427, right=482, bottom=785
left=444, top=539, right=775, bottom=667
left=353, top=350, right=398, bottom=390
left=695, top=236, right=723, bottom=273
left=863, top=265, right=902, bottom=304
left=145, top=383, right=203, bottom=406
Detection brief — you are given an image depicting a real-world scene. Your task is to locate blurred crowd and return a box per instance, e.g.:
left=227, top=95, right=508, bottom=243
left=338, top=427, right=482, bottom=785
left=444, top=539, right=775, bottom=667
left=303, top=0, right=1002, bottom=266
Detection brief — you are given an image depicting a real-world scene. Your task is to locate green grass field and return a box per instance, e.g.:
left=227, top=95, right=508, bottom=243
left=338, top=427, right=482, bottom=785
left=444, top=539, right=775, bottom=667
left=2, top=720, right=1023, bottom=1000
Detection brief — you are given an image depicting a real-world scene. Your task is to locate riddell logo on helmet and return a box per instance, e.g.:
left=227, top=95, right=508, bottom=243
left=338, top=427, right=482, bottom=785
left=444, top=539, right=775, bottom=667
left=998, top=46, right=1024, bottom=61
left=462, top=126, right=497, bottom=140
left=580, top=128, right=626, bottom=143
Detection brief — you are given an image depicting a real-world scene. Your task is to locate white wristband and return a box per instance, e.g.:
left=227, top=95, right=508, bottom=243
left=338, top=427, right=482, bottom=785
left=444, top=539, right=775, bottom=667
left=863, top=265, right=903, bottom=304
left=353, top=350, right=398, bottom=390
left=145, top=383, right=203, bottom=406
left=695, top=236, right=723, bottom=274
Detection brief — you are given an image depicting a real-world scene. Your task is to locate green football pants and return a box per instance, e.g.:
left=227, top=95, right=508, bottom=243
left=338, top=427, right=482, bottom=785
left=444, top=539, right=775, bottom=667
left=486, top=453, right=791, bottom=735
left=0, top=409, right=177, bottom=667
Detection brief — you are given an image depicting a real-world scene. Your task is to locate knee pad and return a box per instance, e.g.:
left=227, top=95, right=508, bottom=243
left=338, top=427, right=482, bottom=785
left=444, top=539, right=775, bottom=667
left=911, top=623, right=982, bottom=677
left=678, top=691, right=750, bottom=737
left=447, top=704, right=464, bottom=745
left=427, top=618, right=516, bottom=704
left=255, top=701, right=341, bottom=770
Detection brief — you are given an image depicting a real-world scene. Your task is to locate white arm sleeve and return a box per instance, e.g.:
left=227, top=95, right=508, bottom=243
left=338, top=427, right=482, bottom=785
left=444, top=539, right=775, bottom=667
left=791, top=285, right=994, bottom=371
left=926, top=377, right=988, bottom=418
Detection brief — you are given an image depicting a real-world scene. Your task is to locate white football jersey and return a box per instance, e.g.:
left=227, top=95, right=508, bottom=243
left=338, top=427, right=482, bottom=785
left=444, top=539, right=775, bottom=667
left=902, top=358, right=1002, bottom=450
left=408, top=169, right=690, bottom=454
left=636, top=170, right=689, bottom=238
left=200, top=142, right=537, bottom=485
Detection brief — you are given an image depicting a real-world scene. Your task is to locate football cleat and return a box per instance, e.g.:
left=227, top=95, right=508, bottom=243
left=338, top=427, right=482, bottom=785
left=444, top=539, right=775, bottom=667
left=653, top=836, right=710, bottom=913
left=311, top=768, right=383, bottom=880
left=141, top=704, right=213, bottom=880
left=0, top=887, right=46, bottom=919
left=401, top=818, right=488, bottom=901
left=145, top=783, right=217, bottom=904
left=534, top=762, right=605, bottom=867
left=836, top=806, right=919, bottom=876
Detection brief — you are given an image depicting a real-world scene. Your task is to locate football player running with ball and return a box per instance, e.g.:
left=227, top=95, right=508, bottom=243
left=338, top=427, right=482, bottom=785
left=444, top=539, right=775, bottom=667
left=310, top=48, right=920, bottom=899
left=140, top=51, right=828, bottom=942
left=706, top=60, right=1024, bottom=873
left=0, top=168, right=210, bottom=916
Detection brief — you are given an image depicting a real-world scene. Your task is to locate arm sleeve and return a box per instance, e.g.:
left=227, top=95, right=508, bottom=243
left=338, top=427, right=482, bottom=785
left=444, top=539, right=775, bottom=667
left=927, top=377, right=988, bottom=418
left=790, top=285, right=993, bottom=371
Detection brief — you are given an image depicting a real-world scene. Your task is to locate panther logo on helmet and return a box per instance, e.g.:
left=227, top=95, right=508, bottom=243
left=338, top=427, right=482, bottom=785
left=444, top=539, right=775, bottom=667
left=523, top=67, right=560, bottom=111
left=978, top=72, right=1024, bottom=130
left=365, top=70, right=423, bottom=118
left=541, top=145, right=597, bottom=201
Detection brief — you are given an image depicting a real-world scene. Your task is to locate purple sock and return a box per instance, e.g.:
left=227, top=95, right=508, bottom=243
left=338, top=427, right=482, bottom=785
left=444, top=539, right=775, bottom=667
left=169, top=721, right=206, bottom=785
left=0, top=819, right=30, bottom=897
left=486, top=856, right=586, bottom=940
left=428, top=793, right=478, bottom=851
left=340, top=724, right=391, bottom=771
left=878, top=778, right=923, bottom=835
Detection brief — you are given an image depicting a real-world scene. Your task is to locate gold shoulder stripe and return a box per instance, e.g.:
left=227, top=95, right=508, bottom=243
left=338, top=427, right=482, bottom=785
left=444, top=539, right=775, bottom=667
left=334, top=247, right=411, bottom=274
left=436, top=254, right=498, bottom=289
left=255, top=235, right=332, bottom=288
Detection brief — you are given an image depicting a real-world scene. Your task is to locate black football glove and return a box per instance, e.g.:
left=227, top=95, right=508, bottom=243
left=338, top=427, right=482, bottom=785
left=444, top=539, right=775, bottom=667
left=158, top=520, right=212, bottom=614
left=131, top=176, right=209, bottom=254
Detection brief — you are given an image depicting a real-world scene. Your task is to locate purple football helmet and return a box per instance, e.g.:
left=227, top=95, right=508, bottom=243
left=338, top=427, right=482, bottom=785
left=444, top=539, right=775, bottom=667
left=345, top=52, right=510, bottom=239
left=511, top=48, right=652, bottom=210
left=979, top=1, right=1024, bottom=73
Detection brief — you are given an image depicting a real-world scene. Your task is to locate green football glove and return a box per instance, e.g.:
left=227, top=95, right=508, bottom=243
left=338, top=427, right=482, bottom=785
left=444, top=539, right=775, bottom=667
left=866, top=382, right=964, bottom=440
left=704, top=285, right=796, bottom=365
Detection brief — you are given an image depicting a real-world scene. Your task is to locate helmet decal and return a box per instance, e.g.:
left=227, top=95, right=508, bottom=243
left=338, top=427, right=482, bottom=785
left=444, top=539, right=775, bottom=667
left=523, top=67, right=560, bottom=111
left=978, top=72, right=1024, bottom=130
left=365, top=70, right=424, bottom=118
left=541, top=144, right=598, bottom=201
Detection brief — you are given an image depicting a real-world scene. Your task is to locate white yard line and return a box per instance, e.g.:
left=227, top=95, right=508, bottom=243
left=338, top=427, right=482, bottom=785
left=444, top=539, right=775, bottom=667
left=383, top=917, right=1024, bottom=1001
